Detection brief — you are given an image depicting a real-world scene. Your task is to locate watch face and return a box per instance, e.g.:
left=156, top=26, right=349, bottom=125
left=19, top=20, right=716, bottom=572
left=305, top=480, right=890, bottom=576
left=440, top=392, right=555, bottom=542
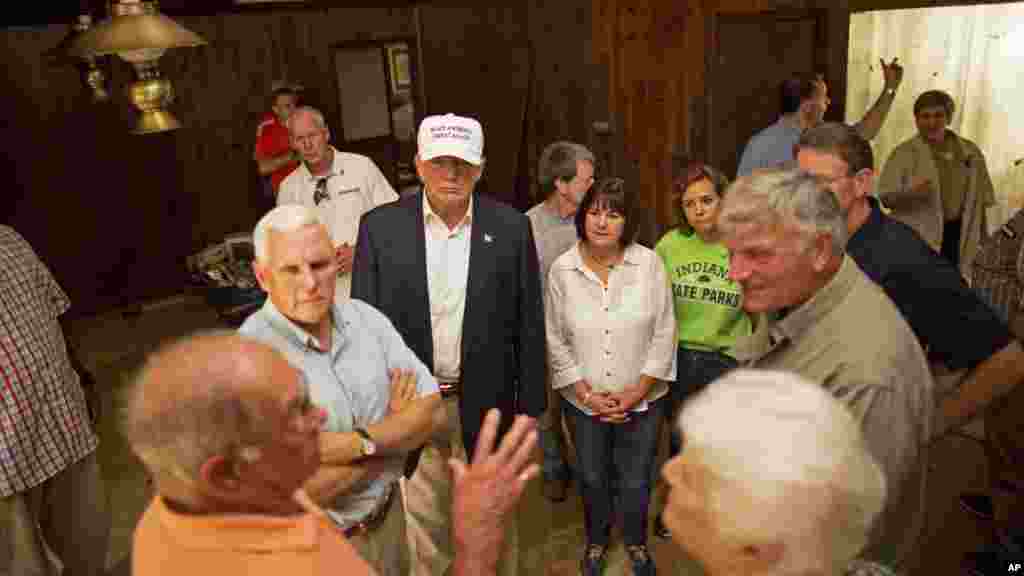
left=362, top=438, right=376, bottom=456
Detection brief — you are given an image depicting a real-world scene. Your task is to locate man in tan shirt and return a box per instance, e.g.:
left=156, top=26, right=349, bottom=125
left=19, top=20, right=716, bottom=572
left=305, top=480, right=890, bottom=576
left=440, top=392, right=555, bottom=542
left=718, top=169, right=935, bottom=572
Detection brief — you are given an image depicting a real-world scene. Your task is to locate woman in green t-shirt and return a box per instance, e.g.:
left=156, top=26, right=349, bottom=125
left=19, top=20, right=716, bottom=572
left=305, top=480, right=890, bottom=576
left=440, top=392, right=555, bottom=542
left=652, top=162, right=752, bottom=537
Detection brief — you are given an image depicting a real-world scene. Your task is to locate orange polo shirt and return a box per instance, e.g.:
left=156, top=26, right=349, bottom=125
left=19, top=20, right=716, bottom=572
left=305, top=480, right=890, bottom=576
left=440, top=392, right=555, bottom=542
left=133, top=497, right=374, bottom=575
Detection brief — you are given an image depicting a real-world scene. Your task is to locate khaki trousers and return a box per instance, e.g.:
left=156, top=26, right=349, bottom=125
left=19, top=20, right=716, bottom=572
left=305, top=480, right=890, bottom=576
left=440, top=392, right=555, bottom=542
left=404, top=398, right=520, bottom=576
left=347, top=485, right=409, bottom=576
left=0, top=451, right=109, bottom=576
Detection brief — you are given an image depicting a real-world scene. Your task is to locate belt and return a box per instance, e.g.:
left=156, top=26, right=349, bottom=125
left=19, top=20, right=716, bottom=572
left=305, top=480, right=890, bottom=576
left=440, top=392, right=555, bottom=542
left=437, top=377, right=462, bottom=399
left=342, top=484, right=396, bottom=538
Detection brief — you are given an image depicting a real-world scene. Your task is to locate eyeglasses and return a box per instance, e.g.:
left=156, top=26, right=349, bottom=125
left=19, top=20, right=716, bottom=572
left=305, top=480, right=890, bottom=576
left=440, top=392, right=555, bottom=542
left=313, top=177, right=330, bottom=205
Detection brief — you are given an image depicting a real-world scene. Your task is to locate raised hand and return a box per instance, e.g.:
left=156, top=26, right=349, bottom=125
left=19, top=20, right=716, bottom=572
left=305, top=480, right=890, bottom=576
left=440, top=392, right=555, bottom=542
left=450, top=410, right=540, bottom=574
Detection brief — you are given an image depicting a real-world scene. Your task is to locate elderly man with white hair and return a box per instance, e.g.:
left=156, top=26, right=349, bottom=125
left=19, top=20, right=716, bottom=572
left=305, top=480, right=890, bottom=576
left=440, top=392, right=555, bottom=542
left=718, top=169, right=934, bottom=571
left=661, top=369, right=897, bottom=576
left=238, top=204, right=443, bottom=575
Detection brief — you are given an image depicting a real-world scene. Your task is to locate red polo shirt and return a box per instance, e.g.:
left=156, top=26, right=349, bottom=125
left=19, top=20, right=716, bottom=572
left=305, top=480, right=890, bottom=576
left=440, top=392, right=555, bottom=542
left=256, top=112, right=299, bottom=192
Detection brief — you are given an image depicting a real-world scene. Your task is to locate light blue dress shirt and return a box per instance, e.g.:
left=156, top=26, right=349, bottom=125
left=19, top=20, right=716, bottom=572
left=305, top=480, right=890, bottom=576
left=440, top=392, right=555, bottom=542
left=736, top=116, right=802, bottom=177
left=239, top=298, right=438, bottom=528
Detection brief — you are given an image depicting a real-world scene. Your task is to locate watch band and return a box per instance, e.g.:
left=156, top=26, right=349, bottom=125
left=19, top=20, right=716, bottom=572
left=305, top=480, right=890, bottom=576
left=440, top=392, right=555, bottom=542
left=354, top=427, right=373, bottom=442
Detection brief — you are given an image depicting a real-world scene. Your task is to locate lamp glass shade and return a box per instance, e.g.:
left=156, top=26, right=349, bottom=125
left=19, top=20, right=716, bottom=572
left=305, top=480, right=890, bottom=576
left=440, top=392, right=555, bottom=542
left=70, top=12, right=206, bottom=59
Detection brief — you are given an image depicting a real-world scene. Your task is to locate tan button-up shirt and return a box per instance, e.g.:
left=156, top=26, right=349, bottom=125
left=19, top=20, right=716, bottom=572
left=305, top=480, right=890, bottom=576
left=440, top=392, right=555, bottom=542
left=732, top=256, right=935, bottom=570
left=424, top=193, right=473, bottom=382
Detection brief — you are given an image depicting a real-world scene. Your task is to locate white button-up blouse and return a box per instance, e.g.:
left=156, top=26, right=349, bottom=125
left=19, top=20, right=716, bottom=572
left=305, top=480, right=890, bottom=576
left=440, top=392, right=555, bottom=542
left=545, top=241, right=678, bottom=416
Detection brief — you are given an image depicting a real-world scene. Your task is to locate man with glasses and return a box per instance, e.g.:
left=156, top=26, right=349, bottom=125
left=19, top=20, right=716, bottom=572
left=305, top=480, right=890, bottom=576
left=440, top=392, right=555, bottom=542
left=351, top=113, right=546, bottom=576
left=528, top=141, right=596, bottom=502
left=737, top=59, right=903, bottom=177
left=797, top=122, right=1024, bottom=576
left=278, top=107, right=398, bottom=302
left=239, top=204, right=442, bottom=575
left=128, top=331, right=541, bottom=576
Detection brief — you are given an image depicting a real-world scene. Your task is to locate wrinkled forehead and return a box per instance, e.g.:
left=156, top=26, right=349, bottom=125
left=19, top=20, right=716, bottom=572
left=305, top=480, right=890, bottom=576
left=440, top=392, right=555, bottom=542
left=720, top=217, right=803, bottom=249
left=290, top=112, right=324, bottom=134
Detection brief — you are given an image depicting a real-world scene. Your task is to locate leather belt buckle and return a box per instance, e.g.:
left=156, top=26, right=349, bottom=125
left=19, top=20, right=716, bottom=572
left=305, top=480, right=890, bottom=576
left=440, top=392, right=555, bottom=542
left=438, top=378, right=461, bottom=399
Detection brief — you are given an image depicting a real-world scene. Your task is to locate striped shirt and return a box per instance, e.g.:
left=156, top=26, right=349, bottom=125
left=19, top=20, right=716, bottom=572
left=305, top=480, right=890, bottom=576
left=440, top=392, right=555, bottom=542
left=0, top=226, right=97, bottom=496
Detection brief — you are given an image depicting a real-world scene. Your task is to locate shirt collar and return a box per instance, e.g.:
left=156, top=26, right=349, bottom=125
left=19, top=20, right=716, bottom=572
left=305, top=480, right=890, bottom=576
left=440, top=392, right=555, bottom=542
left=303, top=146, right=340, bottom=182
left=150, top=497, right=321, bottom=552
left=560, top=241, right=642, bottom=272
left=771, top=255, right=861, bottom=343
left=261, top=298, right=347, bottom=354
left=423, top=191, right=473, bottom=229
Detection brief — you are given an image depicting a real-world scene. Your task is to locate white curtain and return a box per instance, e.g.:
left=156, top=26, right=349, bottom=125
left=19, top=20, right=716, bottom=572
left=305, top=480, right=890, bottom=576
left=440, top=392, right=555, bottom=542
left=846, top=3, right=1024, bottom=230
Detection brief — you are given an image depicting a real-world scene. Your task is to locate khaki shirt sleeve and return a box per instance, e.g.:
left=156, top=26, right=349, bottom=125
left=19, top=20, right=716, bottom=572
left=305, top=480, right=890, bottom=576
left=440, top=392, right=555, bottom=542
left=967, top=142, right=997, bottom=208
left=827, top=366, right=920, bottom=565
left=877, top=143, right=911, bottom=202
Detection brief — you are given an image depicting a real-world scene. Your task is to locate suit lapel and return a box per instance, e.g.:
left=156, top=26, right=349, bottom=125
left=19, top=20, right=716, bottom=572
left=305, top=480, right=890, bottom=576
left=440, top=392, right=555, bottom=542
left=462, top=194, right=490, bottom=366
left=412, top=191, right=434, bottom=370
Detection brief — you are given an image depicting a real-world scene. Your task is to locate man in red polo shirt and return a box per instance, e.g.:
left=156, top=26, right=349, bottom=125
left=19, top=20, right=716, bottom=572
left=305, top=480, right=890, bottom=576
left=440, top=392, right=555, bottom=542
left=254, top=83, right=302, bottom=196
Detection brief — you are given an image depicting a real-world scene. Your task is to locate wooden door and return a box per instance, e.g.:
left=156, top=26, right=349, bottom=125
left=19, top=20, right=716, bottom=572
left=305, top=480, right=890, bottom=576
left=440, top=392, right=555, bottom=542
left=705, top=10, right=827, bottom=179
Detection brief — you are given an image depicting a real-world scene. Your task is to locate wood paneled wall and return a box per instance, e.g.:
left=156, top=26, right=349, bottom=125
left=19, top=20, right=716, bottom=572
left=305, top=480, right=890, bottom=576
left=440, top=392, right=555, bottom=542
left=164, top=7, right=415, bottom=249
left=592, top=0, right=851, bottom=237
left=0, top=7, right=413, bottom=315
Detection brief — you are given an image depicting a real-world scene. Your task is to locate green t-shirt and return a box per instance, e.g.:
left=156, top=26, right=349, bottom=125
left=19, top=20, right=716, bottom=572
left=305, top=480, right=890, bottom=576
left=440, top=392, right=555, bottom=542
left=654, top=229, right=752, bottom=353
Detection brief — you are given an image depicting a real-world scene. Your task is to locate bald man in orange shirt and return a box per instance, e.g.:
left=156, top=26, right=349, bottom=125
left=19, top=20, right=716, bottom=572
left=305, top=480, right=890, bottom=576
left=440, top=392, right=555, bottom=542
left=127, top=332, right=538, bottom=575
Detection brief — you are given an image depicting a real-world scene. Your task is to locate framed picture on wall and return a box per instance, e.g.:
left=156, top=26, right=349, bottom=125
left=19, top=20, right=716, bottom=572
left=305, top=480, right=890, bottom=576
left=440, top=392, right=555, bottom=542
left=333, top=46, right=392, bottom=141
left=388, top=45, right=412, bottom=94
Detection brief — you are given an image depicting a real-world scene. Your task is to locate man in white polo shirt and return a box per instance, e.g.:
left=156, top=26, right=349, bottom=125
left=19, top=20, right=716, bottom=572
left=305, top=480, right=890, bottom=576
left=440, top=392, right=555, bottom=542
left=278, top=106, right=398, bottom=301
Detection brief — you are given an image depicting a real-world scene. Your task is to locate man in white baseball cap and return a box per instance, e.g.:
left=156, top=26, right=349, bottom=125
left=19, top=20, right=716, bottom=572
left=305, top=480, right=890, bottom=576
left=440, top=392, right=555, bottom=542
left=351, top=113, right=547, bottom=576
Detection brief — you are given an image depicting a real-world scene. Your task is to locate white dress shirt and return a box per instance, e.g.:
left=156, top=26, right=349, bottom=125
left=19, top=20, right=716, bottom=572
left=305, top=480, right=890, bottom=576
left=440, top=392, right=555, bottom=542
left=545, top=242, right=677, bottom=416
left=423, top=193, right=473, bottom=382
left=278, top=147, right=398, bottom=300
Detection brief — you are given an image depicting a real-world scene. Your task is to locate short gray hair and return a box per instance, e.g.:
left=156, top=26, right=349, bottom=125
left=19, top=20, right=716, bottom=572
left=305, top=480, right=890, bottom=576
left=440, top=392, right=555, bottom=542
left=286, top=105, right=328, bottom=133
left=679, top=369, right=886, bottom=574
left=718, top=169, right=847, bottom=254
left=124, top=331, right=271, bottom=483
left=537, top=141, right=596, bottom=196
left=253, top=205, right=324, bottom=263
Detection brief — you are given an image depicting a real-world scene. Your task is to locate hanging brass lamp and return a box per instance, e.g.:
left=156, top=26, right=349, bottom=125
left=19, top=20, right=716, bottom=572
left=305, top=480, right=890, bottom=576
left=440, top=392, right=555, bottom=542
left=47, top=14, right=111, bottom=103
left=69, top=0, right=207, bottom=134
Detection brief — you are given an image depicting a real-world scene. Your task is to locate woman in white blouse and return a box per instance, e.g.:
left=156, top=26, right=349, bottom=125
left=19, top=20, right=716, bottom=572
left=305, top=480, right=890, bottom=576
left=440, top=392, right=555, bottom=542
left=545, top=178, right=677, bottom=576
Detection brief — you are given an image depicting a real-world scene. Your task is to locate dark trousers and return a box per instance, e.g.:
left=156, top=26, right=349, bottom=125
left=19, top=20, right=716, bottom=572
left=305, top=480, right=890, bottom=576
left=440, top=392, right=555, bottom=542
left=665, top=347, right=738, bottom=457
left=942, top=218, right=963, bottom=270
left=567, top=396, right=664, bottom=547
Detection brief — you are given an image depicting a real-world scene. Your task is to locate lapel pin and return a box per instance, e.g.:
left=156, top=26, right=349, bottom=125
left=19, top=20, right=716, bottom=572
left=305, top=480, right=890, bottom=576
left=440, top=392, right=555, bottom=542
left=484, top=233, right=494, bottom=243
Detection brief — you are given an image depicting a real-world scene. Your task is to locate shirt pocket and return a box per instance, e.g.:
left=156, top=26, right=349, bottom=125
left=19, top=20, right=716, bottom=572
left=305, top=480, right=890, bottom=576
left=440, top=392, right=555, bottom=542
left=618, top=276, right=650, bottom=320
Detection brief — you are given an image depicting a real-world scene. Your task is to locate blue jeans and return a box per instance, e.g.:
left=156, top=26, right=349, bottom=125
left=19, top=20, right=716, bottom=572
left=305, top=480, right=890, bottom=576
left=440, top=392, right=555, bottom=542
left=540, top=387, right=570, bottom=482
left=567, top=396, right=664, bottom=547
left=666, top=347, right=737, bottom=457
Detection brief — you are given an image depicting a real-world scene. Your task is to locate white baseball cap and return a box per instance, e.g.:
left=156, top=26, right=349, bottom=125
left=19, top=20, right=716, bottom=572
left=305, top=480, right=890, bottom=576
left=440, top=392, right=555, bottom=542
left=417, top=113, right=484, bottom=166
